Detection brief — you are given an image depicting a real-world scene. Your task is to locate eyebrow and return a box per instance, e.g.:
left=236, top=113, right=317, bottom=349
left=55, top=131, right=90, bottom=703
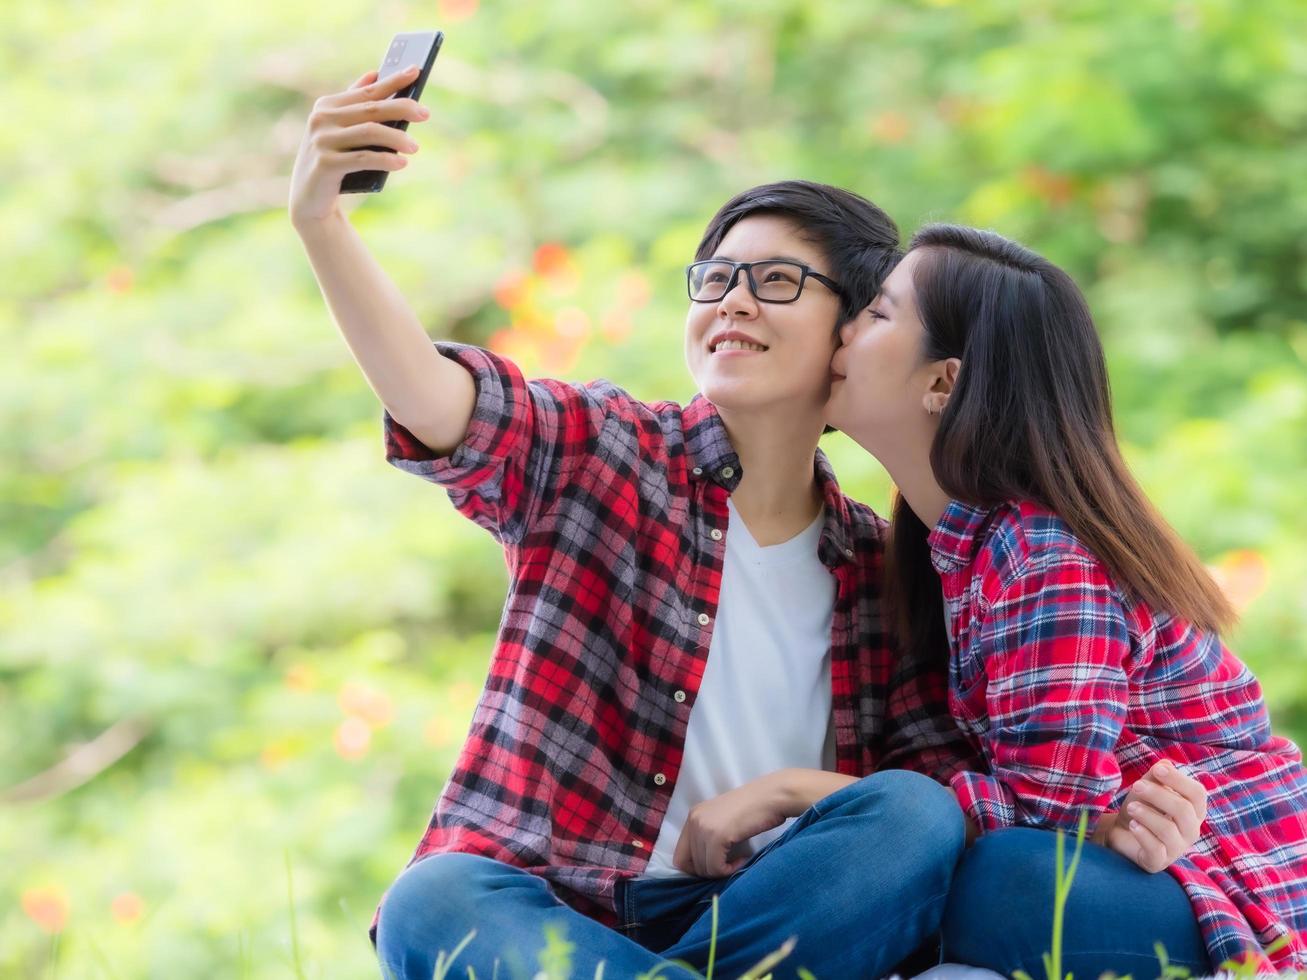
left=876, top=287, right=898, bottom=307
left=710, top=254, right=813, bottom=266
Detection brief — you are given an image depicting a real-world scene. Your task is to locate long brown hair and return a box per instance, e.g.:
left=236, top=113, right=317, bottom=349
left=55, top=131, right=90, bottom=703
left=887, top=224, right=1236, bottom=663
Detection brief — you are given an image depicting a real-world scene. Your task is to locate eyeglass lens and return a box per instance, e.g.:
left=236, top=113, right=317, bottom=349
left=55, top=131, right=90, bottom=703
left=688, top=261, right=806, bottom=302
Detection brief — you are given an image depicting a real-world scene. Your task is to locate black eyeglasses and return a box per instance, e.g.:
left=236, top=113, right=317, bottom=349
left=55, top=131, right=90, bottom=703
left=686, top=259, right=844, bottom=304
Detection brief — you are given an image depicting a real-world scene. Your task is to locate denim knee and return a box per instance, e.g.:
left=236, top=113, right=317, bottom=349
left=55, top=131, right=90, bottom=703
left=941, top=828, right=1053, bottom=966
left=843, top=770, right=964, bottom=845
left=376, top=853, right=513, bottom=963
left=819, top=769, right=967, bottom=881
left=941, top=827, right=1209, bottom=977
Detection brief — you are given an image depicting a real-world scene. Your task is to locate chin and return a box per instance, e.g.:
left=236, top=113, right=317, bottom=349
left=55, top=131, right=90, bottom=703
left=698, top=378, right=760, bottom=414
left=821, top=392, right=850, bottom=432
left=701, top=377, right=807, bottom=418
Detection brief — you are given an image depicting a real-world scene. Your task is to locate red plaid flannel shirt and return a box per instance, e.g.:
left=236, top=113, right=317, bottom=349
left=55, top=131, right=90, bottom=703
left=375, top=343, right=977, bottom=933
left=932, top=499, right=1307, bottom=973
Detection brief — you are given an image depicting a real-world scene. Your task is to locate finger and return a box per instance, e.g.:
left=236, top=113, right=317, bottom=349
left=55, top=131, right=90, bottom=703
left=1134, top=777, right=1203, bottom=843
left=701, top=836, right=731, bottom=878
left=1126, top=800, right=1187, bottom=861
left=322, top=121, right=420, bottom=155
left=1110, top=818, right=1168, bottom=874
left=1128, top=778, right=1202, bottom=843
left=321, top=95, right=429, bottom=130
left=338, top=64, right=421, bottom=106
left=1126, top=777, right=1185, bottom=817
left=1128, top=819, right=1171, bottom=873
left=1106, top=822, right=1148, bottom=872
left=320, top=148, right=409, bottom=175
left=1152, top=762, right=1208, bottom=819
left=705, top=846, right=737, bottom=878
left=316, top=69, right=388, bottom=110
left=672, top=831, right=693, bottom=876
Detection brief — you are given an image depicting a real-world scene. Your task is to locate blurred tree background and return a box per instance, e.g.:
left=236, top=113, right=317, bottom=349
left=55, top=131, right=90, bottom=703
left=2, top=0, right=1305, bottom=975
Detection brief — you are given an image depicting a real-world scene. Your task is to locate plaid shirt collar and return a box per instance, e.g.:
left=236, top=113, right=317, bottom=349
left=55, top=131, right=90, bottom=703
left=683, top=394, right=855, bottom=567
left=926, top=498, right=995, bottom=573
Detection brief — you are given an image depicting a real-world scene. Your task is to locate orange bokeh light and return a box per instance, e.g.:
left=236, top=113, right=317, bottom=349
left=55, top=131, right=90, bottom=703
left=111, top=891, right=145, bottom=925
left=869, top=111, right=911, bottom=144
left=424, top=714, right=461, bottom=748
left=601, top=310, right=634, bottom=343
left=106, top=266, right=134, bottom=295
left=284, top=662, right=317, bottom=692
left=440, top=0, right=479, bottom=22
left=338, top=680, right=395, bottom=729
left=554, top=307, right=591, bottom=340
left=333, top=717, right=372, bottom=760
left=1022, top=166, right=1076, bottom=207
left=494, top=270, right=530, bottom=310
left=1208, top=550, right=1271, bottom=615
left=533, top=243, right=573, bottom=279
left=22, top=886, right=69, bottom=934
left=616, top=272, right=652, bottom=309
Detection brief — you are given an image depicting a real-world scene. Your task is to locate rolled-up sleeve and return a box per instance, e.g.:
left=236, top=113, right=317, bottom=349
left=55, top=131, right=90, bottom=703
left=950, top=553, right=1130, bottom=835
left=383, top=343, right=601, bottom=543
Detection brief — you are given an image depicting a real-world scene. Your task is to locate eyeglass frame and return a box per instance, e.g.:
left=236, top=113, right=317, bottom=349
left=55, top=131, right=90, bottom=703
left=685, top=259, right=845, bottom=304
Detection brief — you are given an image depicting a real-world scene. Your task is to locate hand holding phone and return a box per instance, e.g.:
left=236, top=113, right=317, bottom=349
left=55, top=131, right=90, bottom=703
left=340, top=31, right=443, bottom=194
left=288, top=31, right=443, bottom=225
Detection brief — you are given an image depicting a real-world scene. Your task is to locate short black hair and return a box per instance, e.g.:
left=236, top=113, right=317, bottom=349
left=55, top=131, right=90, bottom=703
left=694, top=180, right=903, bottom=324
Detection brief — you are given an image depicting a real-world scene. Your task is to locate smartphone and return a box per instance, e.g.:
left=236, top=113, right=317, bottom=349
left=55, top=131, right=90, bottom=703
left=340, top=30, right=444, bottom=194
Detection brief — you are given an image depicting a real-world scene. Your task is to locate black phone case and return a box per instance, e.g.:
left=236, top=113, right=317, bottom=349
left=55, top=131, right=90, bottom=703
left=340, top=30, right=443, bottom=194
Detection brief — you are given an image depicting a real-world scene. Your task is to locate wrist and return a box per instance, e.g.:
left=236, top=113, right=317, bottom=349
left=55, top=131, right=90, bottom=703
left=772, top=768, right=855, bottom=818
left=771, top=768, right=803, bottom=818
left=1092, top=810, right=1118, bottom=846
left=292, top=206, right=348, bottom=239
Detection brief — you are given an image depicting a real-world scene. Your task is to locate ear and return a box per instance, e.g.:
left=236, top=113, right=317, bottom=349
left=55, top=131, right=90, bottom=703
left=922, top=357, right=961, bottom=417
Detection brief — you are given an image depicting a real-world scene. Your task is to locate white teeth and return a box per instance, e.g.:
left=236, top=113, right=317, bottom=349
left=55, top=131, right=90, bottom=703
left=713, top=339, right=768, bottom=353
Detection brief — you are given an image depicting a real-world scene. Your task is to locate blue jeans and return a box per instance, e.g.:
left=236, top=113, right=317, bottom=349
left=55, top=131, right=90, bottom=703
left=941, top=827, right=1210, bottom=977
left=376, top=769, right=965, bottom=979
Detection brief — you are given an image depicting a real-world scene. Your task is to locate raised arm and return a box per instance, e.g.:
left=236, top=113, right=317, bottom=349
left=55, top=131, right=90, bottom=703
left=289, top=67, right=475, bottom=455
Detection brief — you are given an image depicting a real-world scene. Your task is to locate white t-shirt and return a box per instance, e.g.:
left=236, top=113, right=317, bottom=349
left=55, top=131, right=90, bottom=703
left=645, top=497, right=837, bottom=877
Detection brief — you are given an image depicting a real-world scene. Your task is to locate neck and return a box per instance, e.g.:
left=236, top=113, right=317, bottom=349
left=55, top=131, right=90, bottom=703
left=859, top=424, right=951, bottom=531
left=717, top=405, right=825, bottom=544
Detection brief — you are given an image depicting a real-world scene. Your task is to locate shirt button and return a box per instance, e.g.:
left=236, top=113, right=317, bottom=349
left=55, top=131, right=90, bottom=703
left=673, top=690, right=687, bottom=703
left=709, top=529, right=723, bottom=541
left=692, top=467, right=703, bottom=476
left=844, top=548, right=854, bottom=559
left=697, top=612, right=711, bottom=626
left=633, top=840, right=644, bottom=849
left=654, top=773, right=667, bottom=786
left=720, top=466, right=735, bottom=479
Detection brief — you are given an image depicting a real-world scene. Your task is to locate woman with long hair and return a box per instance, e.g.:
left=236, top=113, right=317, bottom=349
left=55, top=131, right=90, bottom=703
left=824, top=224, right=1307, bottom=976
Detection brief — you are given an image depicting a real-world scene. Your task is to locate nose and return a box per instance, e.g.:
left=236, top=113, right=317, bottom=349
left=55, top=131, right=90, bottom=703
left=838, top=319, right=858, bottom=346
left=717, top=269, right=758, bottom=319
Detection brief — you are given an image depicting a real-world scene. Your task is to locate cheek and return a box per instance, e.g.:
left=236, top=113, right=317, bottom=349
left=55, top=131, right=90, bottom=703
left=689, top=300, right=719, bottom=331
left=684, top=308, right=708, bottom=351
left=845, top=335, right=884, bottom=378
left=856, top=328, right=914, bottom=378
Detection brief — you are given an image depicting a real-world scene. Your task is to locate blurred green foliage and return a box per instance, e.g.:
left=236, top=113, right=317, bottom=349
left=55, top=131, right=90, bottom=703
left=2, top=0, right=1305, bottom=975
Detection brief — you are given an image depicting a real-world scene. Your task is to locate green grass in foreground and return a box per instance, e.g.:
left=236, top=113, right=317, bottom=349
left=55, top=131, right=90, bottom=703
left=23, top=826, right=1304, bottom=979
